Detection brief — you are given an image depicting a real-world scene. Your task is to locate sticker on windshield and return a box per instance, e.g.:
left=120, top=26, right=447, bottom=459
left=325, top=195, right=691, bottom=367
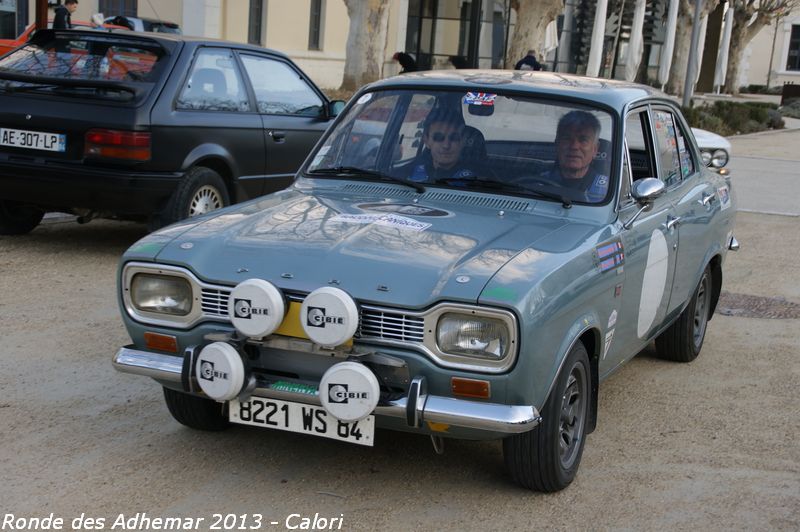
left=463, top=92, right=496, bottom=106
left=356, top=93, right=373, bottom=105
left=331, top=213, right=431, bottom=232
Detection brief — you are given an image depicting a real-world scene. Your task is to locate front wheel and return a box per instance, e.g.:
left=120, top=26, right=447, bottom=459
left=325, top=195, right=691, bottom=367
left=163, top=387, right=230, bottom=431
left=503, top=341, right=591, bottom=491
left=0, top=201, right=44, bottom=235
left=655, top=266, right=712, bottom=362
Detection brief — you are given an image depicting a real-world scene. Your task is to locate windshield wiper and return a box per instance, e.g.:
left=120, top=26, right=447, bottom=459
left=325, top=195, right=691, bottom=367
left=434, top=177, right=572, bottom=208
left=307, top=166, right=426, bottom=193
left=0, top=82, right=61, bottom=93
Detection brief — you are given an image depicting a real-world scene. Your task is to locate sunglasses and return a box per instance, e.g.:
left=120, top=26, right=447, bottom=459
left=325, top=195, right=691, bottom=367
left=430, top=132, right=463, bottom=143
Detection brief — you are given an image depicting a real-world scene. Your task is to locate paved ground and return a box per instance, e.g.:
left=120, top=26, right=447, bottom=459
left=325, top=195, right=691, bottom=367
left=1, top=133, right=798, bottom=531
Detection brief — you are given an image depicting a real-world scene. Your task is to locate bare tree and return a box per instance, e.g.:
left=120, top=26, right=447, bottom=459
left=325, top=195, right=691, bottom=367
left=665, top=0, right=719, bottom=96
left=506, top=0, right=564, bottom=68
left=723, top=0, right=798, bottom=94
left=339, top=0, right=391, bottom=92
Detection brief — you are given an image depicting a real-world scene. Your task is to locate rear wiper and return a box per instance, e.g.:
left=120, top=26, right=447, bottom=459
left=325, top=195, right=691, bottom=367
left=307, top=166, right=426, bottom=193
left=435, top=177, right=572, bottom=208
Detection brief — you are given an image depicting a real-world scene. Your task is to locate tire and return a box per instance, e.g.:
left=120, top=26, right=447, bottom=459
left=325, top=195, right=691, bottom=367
left=655, top=266, right=712, bottom=363
left=163, top=387, right=230, bottom=431
left=163, top=166, right=230, bottom=226
left=503, top=341, right=591, bottom=492
left=0, top=200, right=44, bottom=235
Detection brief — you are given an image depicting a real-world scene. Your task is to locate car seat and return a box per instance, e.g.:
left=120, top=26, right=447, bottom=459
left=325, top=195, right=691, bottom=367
left=187, top=68, right=227, bottom=100
left=591, top=138, right=612, bottom=177
left=462, top=126, right=487, bottom=162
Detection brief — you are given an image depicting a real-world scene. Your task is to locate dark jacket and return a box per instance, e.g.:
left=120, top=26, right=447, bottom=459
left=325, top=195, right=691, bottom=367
left=515, top=55, right=542, bottom=71
left=53, top=6, right=72, bottom=30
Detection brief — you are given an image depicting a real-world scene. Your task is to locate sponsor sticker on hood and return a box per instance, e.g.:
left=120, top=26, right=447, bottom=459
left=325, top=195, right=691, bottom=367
left=331, top=213, right=431, bottom=232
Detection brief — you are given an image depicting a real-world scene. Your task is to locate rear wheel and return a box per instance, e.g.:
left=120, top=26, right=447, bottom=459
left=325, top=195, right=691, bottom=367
left=503, top=341, right=590, bottom=491
left=0, top=201, right=44, bottom=235
left=163, top=387, right=230, bottom=431
left=655, top=266, right=712, bottom=362
left=162, top=166, right=229, bottom=226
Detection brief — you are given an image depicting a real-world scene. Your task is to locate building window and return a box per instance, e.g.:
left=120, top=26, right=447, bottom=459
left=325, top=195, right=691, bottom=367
left=787, top=25, right=800, bottom=71
left=308, top=0, right=323, bottom=50
left=99, top=0, right=137, bottom=17
left=248, top=0, right=264, bottom=45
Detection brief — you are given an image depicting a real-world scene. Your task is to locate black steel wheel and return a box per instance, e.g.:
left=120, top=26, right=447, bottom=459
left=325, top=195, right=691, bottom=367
left=503, top=341, right=590, bottom=492
left=163, top=387, right=230, bottom=431
left=655, top=266, right=712, bottom=362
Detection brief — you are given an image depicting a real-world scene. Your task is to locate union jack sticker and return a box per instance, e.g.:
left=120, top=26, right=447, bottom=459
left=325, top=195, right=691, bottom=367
left=463, top=92, right=497, bottom=106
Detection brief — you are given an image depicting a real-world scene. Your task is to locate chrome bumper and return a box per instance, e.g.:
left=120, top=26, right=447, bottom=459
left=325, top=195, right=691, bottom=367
left=113, top=347, right=540, bottom=435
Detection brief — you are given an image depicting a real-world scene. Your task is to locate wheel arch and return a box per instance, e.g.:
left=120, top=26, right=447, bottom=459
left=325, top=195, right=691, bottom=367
left=181, top=144, right=239, bottom=202
left=707, top=254, right=723, bottom=321
left=578, top=328, right=600, bottom=434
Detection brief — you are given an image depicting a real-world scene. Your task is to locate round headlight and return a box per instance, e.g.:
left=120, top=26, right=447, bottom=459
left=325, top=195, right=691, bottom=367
left=130, top=273, right=193, bottom=316
left=701, top=150, right=712, bottom=166
left=711, top=149, right=729, bottom=168
left=436, top=313, right=510, bottom=360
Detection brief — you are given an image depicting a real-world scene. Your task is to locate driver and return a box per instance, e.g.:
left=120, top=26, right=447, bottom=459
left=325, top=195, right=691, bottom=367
left=540, top=110, right=609, bottom=203
left=400, top=108, right=479, bottom=183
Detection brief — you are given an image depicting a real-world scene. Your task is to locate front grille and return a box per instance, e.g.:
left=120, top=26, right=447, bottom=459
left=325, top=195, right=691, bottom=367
left=201, top=286, right=424, bottom=343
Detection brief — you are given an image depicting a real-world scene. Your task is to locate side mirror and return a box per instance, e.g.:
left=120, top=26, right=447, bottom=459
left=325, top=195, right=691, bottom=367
left=327, top=100, right=346, bottom=119
left=624, top=178, right=665, bottom=230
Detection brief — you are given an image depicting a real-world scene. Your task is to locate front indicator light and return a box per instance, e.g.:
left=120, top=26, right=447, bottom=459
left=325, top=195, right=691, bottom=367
left=130, top=273, right=192, bottom=316
left=436, top=313, right=510, bottom=360
left=451, top=377, right=491, bottom=399
left=144, top=332, right=178, bottom=353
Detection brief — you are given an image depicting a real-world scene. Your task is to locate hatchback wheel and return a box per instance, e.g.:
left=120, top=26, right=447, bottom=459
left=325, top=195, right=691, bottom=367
left=0, top=200, right=45, bottom=235
left=163, top=166, right=230, bottom=226
left=655, top=266, right=712, bottom=362
left=503, top=341, right=590, bottom=491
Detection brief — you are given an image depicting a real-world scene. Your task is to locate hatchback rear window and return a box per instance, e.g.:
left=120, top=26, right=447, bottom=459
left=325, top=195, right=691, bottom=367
left=0, top=35, right=166, bottom=83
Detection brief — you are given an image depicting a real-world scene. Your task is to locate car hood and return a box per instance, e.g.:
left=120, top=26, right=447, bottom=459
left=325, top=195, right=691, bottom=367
left=692, top=127, right=732, bottom=151
left=151, top=188, right=573, bottom=308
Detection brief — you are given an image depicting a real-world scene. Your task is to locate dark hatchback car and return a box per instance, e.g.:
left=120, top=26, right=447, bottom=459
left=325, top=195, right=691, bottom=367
left=0, top=30, right=341, bottom=234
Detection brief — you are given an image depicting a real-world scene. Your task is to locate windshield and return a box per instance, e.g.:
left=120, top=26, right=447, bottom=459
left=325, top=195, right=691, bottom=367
left=0, top=34, right=165, bottom=83
left=307, top=89, right=616, bottom=205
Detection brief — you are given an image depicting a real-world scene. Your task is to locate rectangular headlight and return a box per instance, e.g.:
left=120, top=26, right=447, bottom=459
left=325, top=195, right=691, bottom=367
left=436, top=312, right=510, bottom=360
left=130, top=273, right=192, bottom=316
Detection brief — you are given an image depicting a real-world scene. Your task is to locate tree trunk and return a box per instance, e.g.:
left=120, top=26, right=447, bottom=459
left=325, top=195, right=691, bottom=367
left=506, top=0, right=564, bottom=69
left=339, top=0, right=390, bottom=92
left=665, top=0, right=718, bottom=96
left=723, top=9, right=769, bottom=94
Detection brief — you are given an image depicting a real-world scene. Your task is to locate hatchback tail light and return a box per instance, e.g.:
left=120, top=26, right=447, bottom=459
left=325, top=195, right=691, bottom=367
left=84, top=129, right=151, bottom=161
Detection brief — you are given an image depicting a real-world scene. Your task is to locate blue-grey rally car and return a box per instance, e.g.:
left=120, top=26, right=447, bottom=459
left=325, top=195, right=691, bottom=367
left=113, top=71, right=738, bottom=492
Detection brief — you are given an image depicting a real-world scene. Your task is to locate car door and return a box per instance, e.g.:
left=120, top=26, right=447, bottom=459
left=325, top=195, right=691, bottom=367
left=238, top=53, right=331, bottom=194
left=154, top=46, right=266, bottom=201
left=611, top=106, right=680, bottom=367
left=653, top=105, right=720, bottom=312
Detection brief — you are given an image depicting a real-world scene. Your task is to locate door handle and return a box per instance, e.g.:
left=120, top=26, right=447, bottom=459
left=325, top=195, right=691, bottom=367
left=699, top=192, right=716, bottom=206
left=665, top=215, right=682, bottom=230
left=269, top=130, right=286, bottom=142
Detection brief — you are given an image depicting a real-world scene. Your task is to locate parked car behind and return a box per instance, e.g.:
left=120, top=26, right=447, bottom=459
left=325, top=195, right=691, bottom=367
left=0, top=29, right=340, bottom=235
left=104, top=16, right=181, bottom=34
left=113, top=71, right=739, bottom=492
left=0, top=20, right=129, bottom=56
left=692, top=127, right=732, bottom=169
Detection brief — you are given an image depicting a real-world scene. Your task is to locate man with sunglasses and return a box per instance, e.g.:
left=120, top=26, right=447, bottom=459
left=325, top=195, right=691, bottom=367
left=401, top=108, right=479, bottom=184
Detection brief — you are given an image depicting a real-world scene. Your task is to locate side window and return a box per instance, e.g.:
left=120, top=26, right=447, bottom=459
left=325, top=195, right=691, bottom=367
left=624, top=109, right=655, bottom=184
left=392, top=94, right=437, bottom=165
left=652, top=109, right=682, bottom=186
left=674, top=119, right=696, bottom=178
left=240, top=54, right=324, bottom=116
left=177, top=49, right=250, bottom=112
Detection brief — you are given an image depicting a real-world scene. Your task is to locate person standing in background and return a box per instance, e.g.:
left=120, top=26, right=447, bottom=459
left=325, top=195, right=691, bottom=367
left=515, top=49, right=543, bottom=71
left=53, top=0, right=79, bottom=29
left=392, top=52, right=417, bottom=74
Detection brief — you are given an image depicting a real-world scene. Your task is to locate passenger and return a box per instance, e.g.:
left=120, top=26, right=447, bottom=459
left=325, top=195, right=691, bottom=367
left=399, top=108, right=479, bottom=183
left=541, top=110, right=609, bottom=203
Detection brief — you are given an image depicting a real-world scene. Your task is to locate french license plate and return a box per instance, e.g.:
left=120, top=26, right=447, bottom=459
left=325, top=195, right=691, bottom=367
left=229, top=396, right=374, bottom=447
left=0, top=127, right=66, bottom=152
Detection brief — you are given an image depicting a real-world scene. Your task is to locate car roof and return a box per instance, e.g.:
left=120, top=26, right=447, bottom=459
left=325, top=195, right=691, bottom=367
left=368, top=70, right=667, bottom=111
left=50, top=29, right=289, bottom=60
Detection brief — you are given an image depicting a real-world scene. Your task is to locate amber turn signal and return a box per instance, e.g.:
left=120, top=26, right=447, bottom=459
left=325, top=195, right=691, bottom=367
left=451, top=377, right=490, bottom=399
left=144, top=332, right=178, bottom=353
